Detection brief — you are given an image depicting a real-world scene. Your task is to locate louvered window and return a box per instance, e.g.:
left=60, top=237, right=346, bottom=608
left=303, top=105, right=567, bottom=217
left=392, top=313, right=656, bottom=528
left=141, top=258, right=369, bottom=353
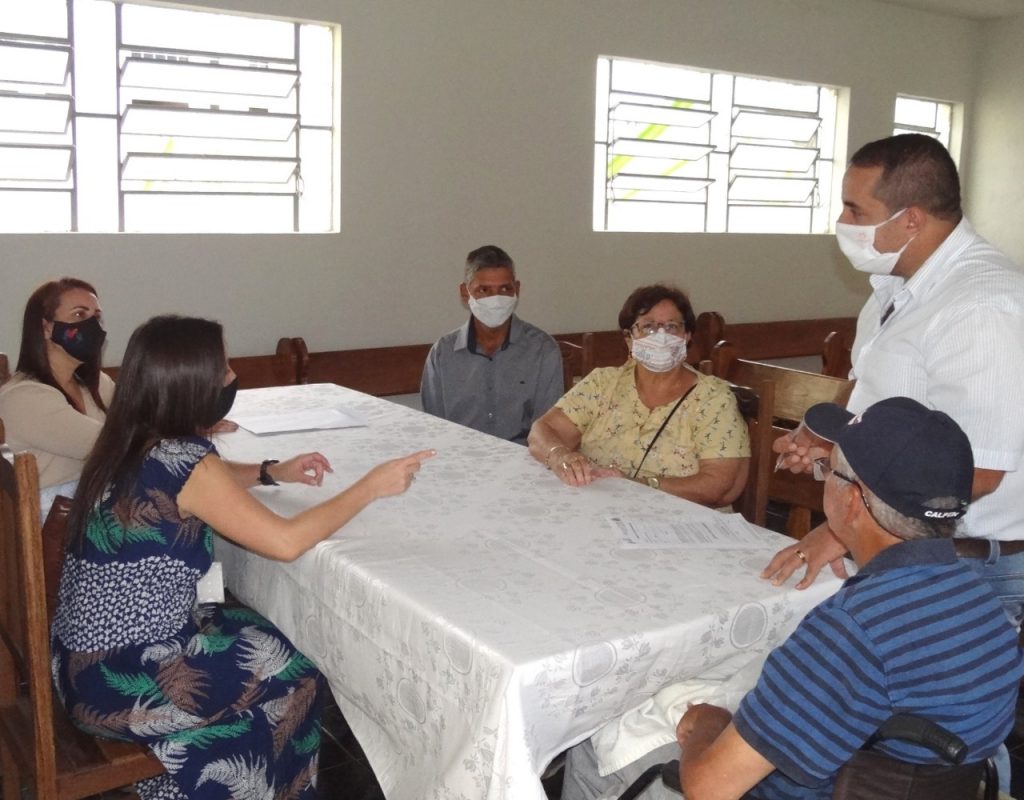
left=594, top=57, right=840, bottom=234
left=0, top=0, right=338, bottom=233
left=893, top=95, right=954, bottom=153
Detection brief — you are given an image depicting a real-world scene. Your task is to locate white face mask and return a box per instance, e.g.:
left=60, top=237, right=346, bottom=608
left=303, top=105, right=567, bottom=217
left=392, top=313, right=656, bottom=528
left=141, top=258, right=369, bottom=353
left=468, top=292, right=517, bottom=328
left=631, top=331, right=688, bottom=373
left=835, top=208, right=915, bottom=275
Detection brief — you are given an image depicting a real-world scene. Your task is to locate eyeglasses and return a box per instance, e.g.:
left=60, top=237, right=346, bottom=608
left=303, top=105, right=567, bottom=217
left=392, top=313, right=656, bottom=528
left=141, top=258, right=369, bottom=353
left=812, top=457, right=854, bottom=484
left=813, top=457, right=876, bottom=517
left=630, top=321, right=686, bottom=338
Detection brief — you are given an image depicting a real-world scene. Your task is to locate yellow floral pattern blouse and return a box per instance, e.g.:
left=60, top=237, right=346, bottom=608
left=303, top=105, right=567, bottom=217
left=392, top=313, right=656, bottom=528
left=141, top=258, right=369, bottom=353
left=555, top=361, right=750, bottom=480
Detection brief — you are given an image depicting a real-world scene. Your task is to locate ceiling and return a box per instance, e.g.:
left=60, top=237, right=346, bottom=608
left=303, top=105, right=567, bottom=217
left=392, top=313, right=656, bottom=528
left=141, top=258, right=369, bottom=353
left=873, top=0, right=1024, bottom=19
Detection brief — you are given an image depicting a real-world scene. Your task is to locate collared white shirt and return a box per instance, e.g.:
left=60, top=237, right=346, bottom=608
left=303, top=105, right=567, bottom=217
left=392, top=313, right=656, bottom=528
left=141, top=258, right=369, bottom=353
left=848, top=218, right=1024, bottom=540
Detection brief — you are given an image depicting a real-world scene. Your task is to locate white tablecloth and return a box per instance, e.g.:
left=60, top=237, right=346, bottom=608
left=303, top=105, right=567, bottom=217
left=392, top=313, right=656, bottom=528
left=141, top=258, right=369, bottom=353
left=213, top=384, right=841, bottom=800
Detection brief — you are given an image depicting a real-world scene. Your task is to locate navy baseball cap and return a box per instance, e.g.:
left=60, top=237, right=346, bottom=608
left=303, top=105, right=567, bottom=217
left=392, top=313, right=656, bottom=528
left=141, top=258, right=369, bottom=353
left=804, top=396, right=972, bottom=521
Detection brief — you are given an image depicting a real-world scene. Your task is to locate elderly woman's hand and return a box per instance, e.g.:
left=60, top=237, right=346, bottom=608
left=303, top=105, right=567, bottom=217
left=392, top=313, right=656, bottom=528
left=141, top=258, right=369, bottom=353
left=553, top=450, right=596, bottom=487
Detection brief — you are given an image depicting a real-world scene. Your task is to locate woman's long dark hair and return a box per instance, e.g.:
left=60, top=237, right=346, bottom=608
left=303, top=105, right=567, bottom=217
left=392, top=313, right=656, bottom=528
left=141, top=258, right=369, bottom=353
left=67, top=315, right=227, bottom=549
left=17, top=277, right=107, bottom=413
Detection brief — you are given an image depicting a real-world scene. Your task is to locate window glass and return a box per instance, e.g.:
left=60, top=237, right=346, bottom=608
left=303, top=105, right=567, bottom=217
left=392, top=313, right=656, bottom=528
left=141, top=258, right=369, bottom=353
left=0, top=0, right=339, bottom=233
left=893, top=95, right=955, bottom=154
left=595, top=56, right=842, bottom=234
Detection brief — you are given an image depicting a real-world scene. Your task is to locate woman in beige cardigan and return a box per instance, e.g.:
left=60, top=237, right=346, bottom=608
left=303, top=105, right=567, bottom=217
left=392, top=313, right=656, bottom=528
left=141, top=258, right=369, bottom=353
left=0, top=277, right=113, bottom=511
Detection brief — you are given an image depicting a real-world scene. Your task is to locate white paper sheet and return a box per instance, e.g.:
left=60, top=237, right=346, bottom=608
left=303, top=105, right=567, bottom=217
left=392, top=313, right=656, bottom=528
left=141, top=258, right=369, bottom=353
left=231, top=406, right=368, bottom=435
left=609, top=513, right=778, bottom=549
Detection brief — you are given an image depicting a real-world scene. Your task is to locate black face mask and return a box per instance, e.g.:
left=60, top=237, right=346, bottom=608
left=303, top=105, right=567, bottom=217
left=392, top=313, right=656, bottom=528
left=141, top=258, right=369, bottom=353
left=211, top=376, right=239, bottom=424
left=50, top=316, right=107, bottom=363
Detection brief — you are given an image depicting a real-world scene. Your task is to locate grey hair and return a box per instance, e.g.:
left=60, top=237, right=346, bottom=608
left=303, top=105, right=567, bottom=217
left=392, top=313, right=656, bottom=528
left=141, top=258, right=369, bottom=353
left=833, top=447, right=959, bottom=540
left=464, top=245, right=515, bottom=284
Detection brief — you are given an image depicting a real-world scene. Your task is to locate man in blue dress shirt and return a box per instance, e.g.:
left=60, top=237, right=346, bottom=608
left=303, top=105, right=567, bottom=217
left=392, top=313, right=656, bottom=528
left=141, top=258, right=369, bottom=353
left=421, top=245, right=563, bottom=444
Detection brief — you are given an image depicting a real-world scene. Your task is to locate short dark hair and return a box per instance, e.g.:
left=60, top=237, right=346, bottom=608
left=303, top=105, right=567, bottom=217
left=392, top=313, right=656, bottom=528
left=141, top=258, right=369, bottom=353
left=465, top=245, right=515, bottom=283
left=68, top=315, right=227, bottom=549
left=850, top=134, right=962, bottom=222
left=617, top=284, right=697, bottom=333
left=17, top=277, right=106, bottom=413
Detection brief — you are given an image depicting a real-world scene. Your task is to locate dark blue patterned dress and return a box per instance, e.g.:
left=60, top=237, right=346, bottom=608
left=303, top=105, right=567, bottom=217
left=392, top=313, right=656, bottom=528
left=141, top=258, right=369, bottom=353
left=51, top=437, right=324, bottom=800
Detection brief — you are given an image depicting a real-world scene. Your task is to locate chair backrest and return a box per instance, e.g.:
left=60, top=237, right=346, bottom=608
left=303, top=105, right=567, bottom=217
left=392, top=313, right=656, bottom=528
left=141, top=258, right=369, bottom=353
left=42, top=496, right=74, bottom=625
left=689, top=311, right=725, bottom=366
left=729, top=380, right=774, bottom=528
left=0, top=352, right=10, bottom=385
left=710, top=341, right=854, bottom=423
left=699, top=359, right=774, bottom=528
left=292, top=337, right=430, bottom=397
left=0, top=448, right=60, bottom=796
left=557, top=339, right=583, bottom=392
left=229, top=338, right=301, bottom=389
left=709, top=341, right=854, bottom=538
left=822, top=330, right=853, bottom=379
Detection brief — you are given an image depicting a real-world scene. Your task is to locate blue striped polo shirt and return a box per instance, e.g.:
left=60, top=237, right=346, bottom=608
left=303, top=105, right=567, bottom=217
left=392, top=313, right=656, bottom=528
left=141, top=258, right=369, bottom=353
left=733, top=537, right=1023, bottom=800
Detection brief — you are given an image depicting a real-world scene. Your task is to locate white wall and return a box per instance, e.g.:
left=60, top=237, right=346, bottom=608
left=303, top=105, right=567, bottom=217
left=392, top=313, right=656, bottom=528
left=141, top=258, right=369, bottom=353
left=965, top=14, right=1024, bottom=264
left=1, top=0, right=982, bottom=364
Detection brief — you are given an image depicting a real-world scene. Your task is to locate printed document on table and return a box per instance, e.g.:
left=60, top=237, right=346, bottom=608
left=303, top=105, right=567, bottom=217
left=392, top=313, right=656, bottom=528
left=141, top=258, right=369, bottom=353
left=610, top=514, right=778, bottom=549
left=231, top=406, right=368, bottom=435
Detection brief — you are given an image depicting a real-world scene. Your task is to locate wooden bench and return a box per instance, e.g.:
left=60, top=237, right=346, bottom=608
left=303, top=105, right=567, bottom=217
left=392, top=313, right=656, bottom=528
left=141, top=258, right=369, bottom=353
left=92, top=314, right=857, bottom=401
left=289, top=338, right=430, bottom=397
left=102, top=340, right=302, bottom=388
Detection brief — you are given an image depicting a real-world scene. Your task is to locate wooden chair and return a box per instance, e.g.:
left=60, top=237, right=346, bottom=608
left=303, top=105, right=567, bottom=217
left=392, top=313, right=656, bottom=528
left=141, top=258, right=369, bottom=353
left=0, top=352, right=10, bottom=385
left=230, top=338, right=301, bottom=389
left=0, top=448, right=164, bottom=800
left=291, top=337, right=430, bottom=397
left=822, top=330, right=853, bottom=379
left=688, top=311, right=725, bottom=366
left=556, top=339, right=583, bottom=392
left=708, top=342, right=853, bottom=538
left=697, top=360, right=773, bottom=527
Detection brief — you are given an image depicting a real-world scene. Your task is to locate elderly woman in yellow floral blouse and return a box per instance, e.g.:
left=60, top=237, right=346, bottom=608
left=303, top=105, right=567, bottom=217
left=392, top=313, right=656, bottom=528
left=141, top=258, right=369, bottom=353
left=528, top=284, right=749, bottom=508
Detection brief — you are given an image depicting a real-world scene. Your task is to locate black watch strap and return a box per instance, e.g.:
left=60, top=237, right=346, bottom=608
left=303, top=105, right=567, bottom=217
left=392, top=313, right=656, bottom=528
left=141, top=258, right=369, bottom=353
left=259, top=459, right=280, bottom=486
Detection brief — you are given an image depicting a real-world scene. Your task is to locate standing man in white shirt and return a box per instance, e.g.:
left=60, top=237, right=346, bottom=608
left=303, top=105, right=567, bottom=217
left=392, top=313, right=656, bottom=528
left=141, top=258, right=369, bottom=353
left=766, top=133, right=1024, bottom=627
left=420, top=245, right=563, bottom=445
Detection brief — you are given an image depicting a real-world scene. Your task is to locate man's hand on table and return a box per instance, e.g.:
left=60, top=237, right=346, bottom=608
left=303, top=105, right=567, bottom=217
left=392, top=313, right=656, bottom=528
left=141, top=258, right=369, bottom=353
left=761, top=523, right=849, bottom=589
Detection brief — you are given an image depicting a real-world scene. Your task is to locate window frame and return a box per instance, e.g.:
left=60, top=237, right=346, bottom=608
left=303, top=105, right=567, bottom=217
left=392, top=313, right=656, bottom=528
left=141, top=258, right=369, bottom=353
left=0, top=0, right=340, bottom=234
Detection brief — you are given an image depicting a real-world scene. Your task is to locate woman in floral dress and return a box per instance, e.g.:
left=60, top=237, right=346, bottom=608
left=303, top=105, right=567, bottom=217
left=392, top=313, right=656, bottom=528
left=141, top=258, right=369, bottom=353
left=51, top=315, right=434, bottom=800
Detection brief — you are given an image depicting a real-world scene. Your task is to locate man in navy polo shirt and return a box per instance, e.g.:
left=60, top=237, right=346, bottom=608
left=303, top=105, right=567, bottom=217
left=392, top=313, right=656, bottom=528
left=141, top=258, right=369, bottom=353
left=673, top=397, right=1022, bottom=799
left=562, top=397, right=1022, bottom=800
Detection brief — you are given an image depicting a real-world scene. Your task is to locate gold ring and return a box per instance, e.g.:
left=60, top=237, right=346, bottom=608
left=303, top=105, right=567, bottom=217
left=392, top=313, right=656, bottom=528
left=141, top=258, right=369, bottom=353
left=795, top=549, right=808, bottom=563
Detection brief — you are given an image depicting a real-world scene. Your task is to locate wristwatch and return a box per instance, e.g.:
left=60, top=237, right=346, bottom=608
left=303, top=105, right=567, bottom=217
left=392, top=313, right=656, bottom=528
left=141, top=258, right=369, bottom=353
left=259, top=459, right=280, bottom=486
left=646, top=476, right=660, bottom=490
